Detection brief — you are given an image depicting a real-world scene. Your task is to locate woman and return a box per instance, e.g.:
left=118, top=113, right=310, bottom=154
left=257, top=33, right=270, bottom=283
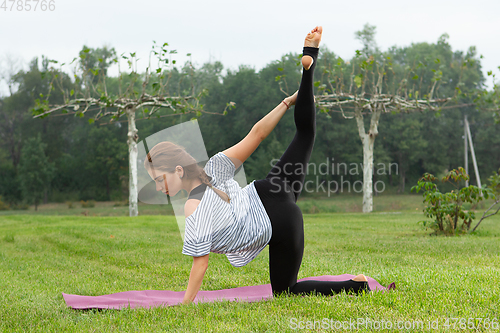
left=145, top=26, right=371, bottom=305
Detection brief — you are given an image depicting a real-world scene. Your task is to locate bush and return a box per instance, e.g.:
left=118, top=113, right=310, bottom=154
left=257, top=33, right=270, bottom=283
left=411, top=167, right=494, bottom=236
left=113, top=200, right=129, bottom=207
left=11, top=202, right=29, bottom=210
left=66, top=201, right=74, bottom=209
left=50, top=190, right=79, bottom=203
left=110, top=190, right=125, bottom=202
left=0, top=196, right=10, bottom=211
left=80, top=200, right=95, bottom=208
left=0, top=164, right=22, bottom=204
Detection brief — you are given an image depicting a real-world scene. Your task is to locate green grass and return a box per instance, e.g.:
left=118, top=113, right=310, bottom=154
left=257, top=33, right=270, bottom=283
left=1, top=209, right=499, bottom=332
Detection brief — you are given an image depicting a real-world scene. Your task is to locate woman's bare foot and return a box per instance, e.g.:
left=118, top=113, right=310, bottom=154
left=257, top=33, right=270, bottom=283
left=352, top=274, right=368, bottom=282
left=302, top=26, right=323, bottom=70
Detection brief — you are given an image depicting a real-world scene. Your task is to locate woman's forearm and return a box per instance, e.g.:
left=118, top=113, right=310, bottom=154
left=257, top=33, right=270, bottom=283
left=254, top=100, right=289, bottom=140
left=182, top=255, right=209, bottom=304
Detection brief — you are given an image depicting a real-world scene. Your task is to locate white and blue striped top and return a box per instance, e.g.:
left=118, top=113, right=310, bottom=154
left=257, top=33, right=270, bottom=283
left=181, top=152, right=272, bottom=267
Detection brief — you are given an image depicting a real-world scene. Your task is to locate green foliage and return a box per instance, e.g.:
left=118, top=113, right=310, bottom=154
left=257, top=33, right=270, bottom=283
left=113, top=200, right=129, bottom=207
left=487, top=168, right=500, bottom=197
left=354, top=23, right=379, bottom=55
left=0, top=163, right=21, bottom=205
left=3, top=36, right=500, bottom=207
left=10, top=202, right=30, bottom=210
left=0, top=196, right=10, bottom=211
left=18, top=135, right=56, bottom=211
left=83, top=126, right=128, bottom=201
left=80, top=200, right=95, bottom=208
left=411, top=167, right=494, bottom=235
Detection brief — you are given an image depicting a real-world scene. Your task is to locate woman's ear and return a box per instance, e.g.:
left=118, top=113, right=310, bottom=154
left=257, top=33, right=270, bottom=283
left=176, top=165, right=184, bottom=179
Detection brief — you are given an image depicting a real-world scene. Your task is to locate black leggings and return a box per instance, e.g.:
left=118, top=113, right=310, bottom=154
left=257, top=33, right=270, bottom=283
left=254, top=47, right=370, bottom=297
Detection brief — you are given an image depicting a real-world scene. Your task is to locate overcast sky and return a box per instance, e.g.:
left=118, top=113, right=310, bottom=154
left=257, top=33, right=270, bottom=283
left=1, top=0, right=499, bottom=96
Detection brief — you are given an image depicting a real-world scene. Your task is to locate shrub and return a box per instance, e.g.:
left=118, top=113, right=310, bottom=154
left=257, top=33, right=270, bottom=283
left=11, top=202, right=29, bottom=210
left=80, top=200, right=96, bottom=208
left=50, top=190, right=79, bottom=203
left=411, top=167, right=494, bottom=236
left=113, top=200, right=129, bottom=207
left=0, top=196, right=10, bottom=211
left=470, top=168, right=500, bottom=232
left=66, top=201, right=74, bottom=209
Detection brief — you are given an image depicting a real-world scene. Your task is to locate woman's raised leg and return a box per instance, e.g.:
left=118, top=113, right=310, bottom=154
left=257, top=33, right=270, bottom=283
left=259, top=27, right=372, bottom=297
left=265, top=26, right=322, bottom=202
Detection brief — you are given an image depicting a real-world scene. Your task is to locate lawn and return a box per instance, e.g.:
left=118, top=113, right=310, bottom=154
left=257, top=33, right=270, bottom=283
left=0, top=198, right=499, bottom=332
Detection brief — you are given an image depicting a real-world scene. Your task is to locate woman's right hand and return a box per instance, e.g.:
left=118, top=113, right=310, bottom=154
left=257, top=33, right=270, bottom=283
left=182, top=254, right=209, bottom=305
left=285, top=90, right=298, bottom=108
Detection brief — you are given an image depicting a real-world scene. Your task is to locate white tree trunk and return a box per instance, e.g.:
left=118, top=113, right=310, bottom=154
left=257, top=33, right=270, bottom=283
left=361, top=134, right=375, bottom=212
left=127, top=107, right=139, bottom=217
left=354, top=104, right=381, bottom=213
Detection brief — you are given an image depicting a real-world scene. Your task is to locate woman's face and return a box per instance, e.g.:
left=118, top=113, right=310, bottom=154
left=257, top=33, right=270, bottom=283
left=148, top=168, right=183, bottom=197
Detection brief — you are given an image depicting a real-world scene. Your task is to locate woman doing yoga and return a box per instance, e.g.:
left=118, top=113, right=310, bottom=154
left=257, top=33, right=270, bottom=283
left=145, top=26, right=371, bottom=305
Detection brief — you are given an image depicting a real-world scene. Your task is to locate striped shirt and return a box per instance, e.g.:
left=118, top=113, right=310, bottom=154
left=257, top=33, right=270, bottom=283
left=181, top=152, right=272, bottom=267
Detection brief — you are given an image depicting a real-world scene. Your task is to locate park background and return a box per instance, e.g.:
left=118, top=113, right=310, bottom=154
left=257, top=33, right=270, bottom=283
left=0, top=31, right=499, bottom=213
left=1, top=0, right=500, bottom=332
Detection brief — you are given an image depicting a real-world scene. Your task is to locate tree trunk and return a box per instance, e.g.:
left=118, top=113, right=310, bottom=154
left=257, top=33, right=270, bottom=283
left=355, top=104, right=381, bottom=213
left=106, top=178, right=110, bottom=201
left=126, top=107, right=139, bottom=217
left=401, top=169, right=406, bottom=193
left=362, top=132, right=376, bottom=212
left=398, top=153, right=405, bottom=194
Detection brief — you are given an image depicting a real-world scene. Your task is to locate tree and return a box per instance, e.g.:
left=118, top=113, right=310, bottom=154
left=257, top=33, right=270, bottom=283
left=379, top=114, right=428, bottom=193
left=308, top=25, right=487, bottom=212
left=0, top=54, right=26, bottom=168
left=19, top=135, right=55, bottom=211
left=84, top=126, right=127, bottom=200
left=471, top=168, right=500, bottom=232
left=32, top=43, right=233, bottom=216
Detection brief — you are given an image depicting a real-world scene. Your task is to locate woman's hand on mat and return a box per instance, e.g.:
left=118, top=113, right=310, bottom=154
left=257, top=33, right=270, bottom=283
left=182, top=254, right=209, bottom=305
left=284, top=91, right=298, bottom=108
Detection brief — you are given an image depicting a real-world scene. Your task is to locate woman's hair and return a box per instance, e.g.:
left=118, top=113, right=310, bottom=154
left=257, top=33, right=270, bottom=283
left=143, top=141, right=230, bottom=203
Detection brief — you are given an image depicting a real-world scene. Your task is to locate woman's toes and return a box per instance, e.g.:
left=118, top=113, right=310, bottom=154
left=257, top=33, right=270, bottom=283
left=304, top=26, right=323, bottom=48
left=314, top=26, right=323, bottom=34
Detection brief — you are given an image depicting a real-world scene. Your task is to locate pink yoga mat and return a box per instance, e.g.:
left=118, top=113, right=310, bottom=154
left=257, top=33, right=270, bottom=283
left=63, top=274, right=396, bottom=310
